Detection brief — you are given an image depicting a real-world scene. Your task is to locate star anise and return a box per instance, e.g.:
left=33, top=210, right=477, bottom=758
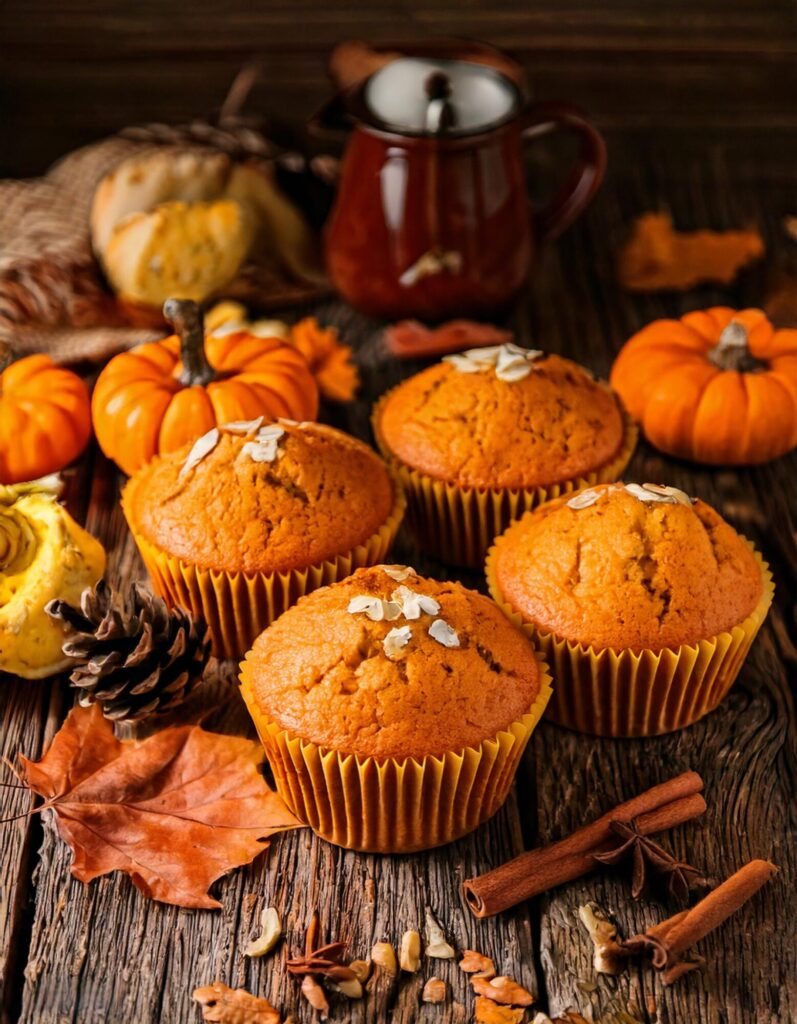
left=593, top=819, right=708, bottom=901
left=286, top=912, right=356, bottom=982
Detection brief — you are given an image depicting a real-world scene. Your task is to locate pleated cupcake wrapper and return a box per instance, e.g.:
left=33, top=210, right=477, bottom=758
left=239, top=652, right=553, bottom=853
left=486, top=535, right=774, bottom=737
left=122, top=481, right=406, bottom=660
left=371, top=391, right=637, bottom=568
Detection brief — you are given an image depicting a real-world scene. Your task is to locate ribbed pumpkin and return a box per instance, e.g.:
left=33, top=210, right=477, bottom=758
left=0, top=347, right=91, bottom=483
left=92, top=299, right=319, bottom=475
left=610, top=307, right=797, bottom=465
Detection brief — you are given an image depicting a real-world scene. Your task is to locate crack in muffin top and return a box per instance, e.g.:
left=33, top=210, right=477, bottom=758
left=376, top=353, right=627, bottom=489
left=493, top=483, right=764, bottom=652
left=124, top=422, right=396, bottom=574
left=242, top=565, right=541, bottom=760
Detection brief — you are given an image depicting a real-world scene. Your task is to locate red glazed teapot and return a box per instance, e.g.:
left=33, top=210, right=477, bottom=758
left=316, top=57, right=606, bottom=320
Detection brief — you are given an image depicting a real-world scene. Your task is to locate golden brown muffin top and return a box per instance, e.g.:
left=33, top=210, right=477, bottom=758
left=493, top=483, right=764, bottom=652
left=242, top=565, right=541, bottom=760
left=124, top=420, right=395, bottom=575
left=375, top=346, right=626, bottom=489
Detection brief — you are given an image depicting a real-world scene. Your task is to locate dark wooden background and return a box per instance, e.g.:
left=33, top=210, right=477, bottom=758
left=1, top=0, right=797, bottom=178
left=1, top=3, right=796, bottom=1024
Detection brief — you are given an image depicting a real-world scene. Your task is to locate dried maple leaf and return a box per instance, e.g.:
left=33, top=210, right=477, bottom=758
left=471, top=975, right=535, bottom=1007
left=474, top=996, right=525, bottom=1024
left=193, top=981, right=281, bottom=1023
left=19, top=704, right=303, bottom=909
left=617, top=212, right=764, bottom=292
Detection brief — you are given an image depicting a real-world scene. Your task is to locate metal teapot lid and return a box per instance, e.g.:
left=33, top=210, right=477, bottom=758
left=363, top=57, right=521, bottom=136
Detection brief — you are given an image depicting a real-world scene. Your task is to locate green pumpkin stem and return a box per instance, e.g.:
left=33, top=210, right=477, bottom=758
left=164, top=299, right=216, bottom=387
left=708, top=321, right=766, bottom=373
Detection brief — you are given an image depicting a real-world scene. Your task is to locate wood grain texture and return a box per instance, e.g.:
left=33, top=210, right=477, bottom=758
left=1, top=1, right=797, bottom=175
left=1, top=51, right=796, bottom=1024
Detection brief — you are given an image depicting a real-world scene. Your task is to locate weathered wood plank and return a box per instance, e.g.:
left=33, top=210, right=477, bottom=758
left=2, top=127, right=795, bottom=1024
left=529, top=155, right=797, bottom=1024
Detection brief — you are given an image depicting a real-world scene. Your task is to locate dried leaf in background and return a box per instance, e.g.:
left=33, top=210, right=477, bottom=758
left=19, top=704, right=303, bottom=908
left=193, top=981, right=281, bottom=1023
left=617, top=212, right=764, bottom=291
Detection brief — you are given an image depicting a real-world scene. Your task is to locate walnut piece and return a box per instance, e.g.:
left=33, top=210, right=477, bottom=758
left=471, top=975, right=534, bottom=1007
left=459, top=949, right=496, bottom=978
left=422, top=977, right=448, bottom=1004
left=474, top=996, right=525, bottom=1024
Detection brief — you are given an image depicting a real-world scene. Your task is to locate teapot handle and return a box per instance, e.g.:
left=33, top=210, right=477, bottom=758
left=521, top=101, right=607, bottom=243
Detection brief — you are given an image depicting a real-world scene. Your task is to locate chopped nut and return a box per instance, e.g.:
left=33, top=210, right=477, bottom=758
left=347, top=596, right=402, bottom=622
left=179, top=427, right=220, bottom=479
left=244, top=906, right=281, bottom=958
left=371, top=941, right=397, bottom=973
left=474, top=996, right=525, bottom=1024
left=531, top=1014, right=554, bottom=1024
left=391, top=585, right=440, bottom=620
left=566, top=488, right=601, bottom=510
left=333, top=976, right=363, bottom=999
left=399, top=929, right=422, bottom=972
left=349, top=959, right=371, bottom=983
left=459, top=949, right=496, bottom=978
left=471, top=975, right=534, bottom=1007
left=222, top=416, right=264, bottom=435
left=624, top=482, right=692, bottom=506
left=424, top=908, right=456, bottom=959
left=422, top=977, right=447, bottom=1004
left=428, top=619, right=460, bottom=649
left=383, top=625, right=412, bottom=659
left=300, top=975, right=329, bottom=1018
left=578, top=902, right=627, bottom=975
left=383, top=566, right=416, bottom=583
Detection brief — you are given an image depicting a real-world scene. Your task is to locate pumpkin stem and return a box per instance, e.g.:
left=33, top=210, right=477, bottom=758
left=164, top=299, right=216, bottom=388
left=708, top=321, right=766, bottom=373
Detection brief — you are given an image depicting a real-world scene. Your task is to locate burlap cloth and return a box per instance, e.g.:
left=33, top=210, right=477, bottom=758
left=0, top=136, right=330, bottom=366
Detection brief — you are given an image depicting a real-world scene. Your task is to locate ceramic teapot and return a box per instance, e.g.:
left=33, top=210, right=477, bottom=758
left=316, top=57, right=606, bottom=320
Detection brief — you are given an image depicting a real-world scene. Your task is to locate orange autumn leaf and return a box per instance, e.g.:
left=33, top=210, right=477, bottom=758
left=19, top=704, right=303, bottom=909
left=474, top=996, right=525, bottom=1024
left=618, top=212, right=764, bottom=292
left=288, top=317, right=359, bottom=401
left=193, top=981, right=281, bottom=1023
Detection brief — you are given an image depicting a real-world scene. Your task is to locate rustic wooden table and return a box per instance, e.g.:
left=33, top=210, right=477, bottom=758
left=1, top=142, right=796, bottom=1024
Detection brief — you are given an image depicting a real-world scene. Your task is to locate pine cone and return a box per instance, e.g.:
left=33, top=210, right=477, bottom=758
left=46, top=579, right=211, bottom=722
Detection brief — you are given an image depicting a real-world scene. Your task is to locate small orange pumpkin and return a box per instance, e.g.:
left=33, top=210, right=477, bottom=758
left=610, top=307, right=797, bottom=465
left=0, top=346, right=91, bottom=483
left=92, top=299, right=319, bottom=475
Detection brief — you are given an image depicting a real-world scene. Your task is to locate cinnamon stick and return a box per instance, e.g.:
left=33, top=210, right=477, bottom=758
left=647, top=858, right=777, bottom=954
left=463, top=772, right=705, bottom=918
left=623, top=859, right=778, bottom=984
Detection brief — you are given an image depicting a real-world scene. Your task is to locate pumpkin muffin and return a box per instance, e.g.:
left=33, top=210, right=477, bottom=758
left=373, top=345, right=636, bottom=567
left=123, top=419, right=405, bottom=657
left=240, top=564, right=552, bottom=852
left=487, top=482, right=773, bottom=736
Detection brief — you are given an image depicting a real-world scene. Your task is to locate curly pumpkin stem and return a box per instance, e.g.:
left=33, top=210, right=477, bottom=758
left=708, top=321, right=766, bottom=373
left=163, top=299, right=216, bottom=388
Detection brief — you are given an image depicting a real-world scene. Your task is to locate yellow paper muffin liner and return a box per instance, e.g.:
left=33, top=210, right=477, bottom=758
left=121, top=479, right=406, bottom=660
left=486, top=531, right=774, bottom=737
left=239, top=651, right=553, bottom=853
left=372, top=391, right=637, bottom=568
